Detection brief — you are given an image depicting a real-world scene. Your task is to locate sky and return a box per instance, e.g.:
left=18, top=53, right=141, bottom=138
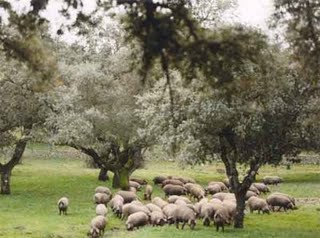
left=2, top=0, right=274, bottom=43
left=235, top=0, right=274, bottom=31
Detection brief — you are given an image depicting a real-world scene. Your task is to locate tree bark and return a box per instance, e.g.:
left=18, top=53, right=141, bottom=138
left=0, top=138, right=28, bottom=195
left=111, top=145, right=143, bottom=190
left=219, top=128, right=249, bottom=229
left=98, top=167, right=109, bottom=181
left=1, top=169, right=11, bottom=194
left=112, top=171, right=120, bottom=188
left=71, top=144, right=105, bottom=168
left=112, top=167, right=130, bottom=190
left=234, top=190, right=247, bottom=228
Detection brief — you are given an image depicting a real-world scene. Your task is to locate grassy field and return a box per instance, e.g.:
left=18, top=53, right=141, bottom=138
left=0, top=144, right=319, bottom=237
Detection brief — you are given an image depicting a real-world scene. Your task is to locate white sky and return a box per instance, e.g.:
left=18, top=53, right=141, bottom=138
left=235, top=0, right=274, bottom=31
left=1, top=0, right=274, bottom=42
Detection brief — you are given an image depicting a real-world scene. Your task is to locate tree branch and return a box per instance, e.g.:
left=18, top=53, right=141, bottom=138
left=69, top=143, right=106, bottom=169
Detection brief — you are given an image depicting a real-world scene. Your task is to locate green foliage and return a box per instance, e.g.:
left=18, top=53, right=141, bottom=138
left=273, top=0, right=320, bottom=82
left=137, top=72, right=213, bottom=163
left=189, top=0, right=237, bottom=28
left=46, top=43, right=143, bottom=147
left=0, top=52, right=47, bottom=147
left=0, top=7, right=58, bottom=86
left=120, top=1, right=268, bottom=87
left=45, top=39, right=146, bottom=186
left=137, top=46, right=314, bottom=169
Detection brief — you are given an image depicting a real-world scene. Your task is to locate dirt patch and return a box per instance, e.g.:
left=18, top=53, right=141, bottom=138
left=296, top=197, right=320, bottom=205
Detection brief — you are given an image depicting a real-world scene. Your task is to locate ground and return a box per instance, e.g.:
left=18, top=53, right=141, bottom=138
left=0, top=144, right=319, bottom=237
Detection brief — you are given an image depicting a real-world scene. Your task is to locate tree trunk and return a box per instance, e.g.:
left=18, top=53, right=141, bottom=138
left=0, top=138, right=28, bottom=195
left=219, top=127, right=262, bottom=229
left=219, top=129, right=246, bottom=228
left=0, top=169, right=11, bottom=195
left=234, top=190, right=247, bottom=228
left=112, top=168, right=130, bottom=190
left=112, top=171, right=120, bottom=188
left=98, top=167, right=109, bottom=181
left=111, top=145, right=143, bottom=190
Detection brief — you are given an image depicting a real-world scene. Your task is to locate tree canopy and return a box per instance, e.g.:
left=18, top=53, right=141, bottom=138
left=0, top=52, right=48, bottom=194
left=45, top=39, right=146, bottom=189
left=273, top=0, right=320, bottom=82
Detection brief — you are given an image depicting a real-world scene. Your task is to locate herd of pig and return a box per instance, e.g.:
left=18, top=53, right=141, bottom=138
left=58, top=175, right=296, bottom=237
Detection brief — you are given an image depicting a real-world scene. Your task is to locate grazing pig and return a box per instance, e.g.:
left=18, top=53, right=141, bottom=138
left=194, top=198, right=208, bottom=216
left=212, top=192, right=230, bottom=201
left=173, top=177, right=196, bottom=184
left=273, top=192, right=296, bottom=207
left=163, top=184, right=186, bottom=197
left=152, top=197, right=169, bottom=209
left=162, top=179, right=184, bottom=187
left=185, top=203, right=196, bottom=214
left=126, top=211, right=149, bottom=230
left=95, top=186, right=112, bottom=196
left=252, top=183, right=270, bottom=194
left=131, top=200, right=143, bottom=206
left=146, top=203, right=162, bottom=212
left=222, top=200, right=237, bottom=224
left=210, top=198, right=223, bottom=205
left=205, top=184, right=222, bottom=195
left=168, top=195, right=180, bottom=203
left=129, top=187, right=137, bottom=193
left=121, top=203, right=150, bottom=220
left=57, top=197, right=69, bottom=215
left=208, top=181, right=229, bottom=192
left=184, top=183, right=202, bottom=193
left=89, top=215, right=106, bottom=238
left=109, top=195, right=124, bottom=217
left=245, top=190, right=258, bottom=200
left=188, top=185, right=205, bottom=201
left=222, top=200, right=236, bottom=223
left=94, top=192, right=112, bottom=205
left=150, top=211, right=166, bottom=226
left=248, top=185, right=260, bottom=195
left=267, top=194, right=295, bottom=211
left=222, top=178, right=230, bottom=188
left=223, top=193, right=236, bottom=202
left=153, top=176, right=167, bottom=185
left=201, top=203, right=216, bottom=226
left=247, top=196, right=270, bottom=214
left=201, top=202, right=223, bottom=226
left=116, top=191, right=137, bottom=204
left=162, top=204, right=178, bottom=223
left=130, top=177, right=147, bottom=185
left=171, top=205, right=197, bottom=230
left=198, top=197, right=209, bottom=203
left=96, top=204, right=108, bottom=217
left=263, top=176, right=283, bottom=185
left=144, top=184, right=153, bottom=200
left=175, top=199, right=187, bottom=206
left=168, top=195, right=191, bottom=204
left=129, top=181, right=141, bottom=191
left=214, top=207, right=229, bottom=232
left=178, top=197, right=192, bottom=204
left=194, top=198, right=209, bottom=218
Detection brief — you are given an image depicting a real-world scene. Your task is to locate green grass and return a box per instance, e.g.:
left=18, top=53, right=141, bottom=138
left=0, top=145, right=319, bottom=237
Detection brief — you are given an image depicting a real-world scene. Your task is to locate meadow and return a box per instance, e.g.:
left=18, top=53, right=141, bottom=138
left=0, top=144, right=319, bottom=238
